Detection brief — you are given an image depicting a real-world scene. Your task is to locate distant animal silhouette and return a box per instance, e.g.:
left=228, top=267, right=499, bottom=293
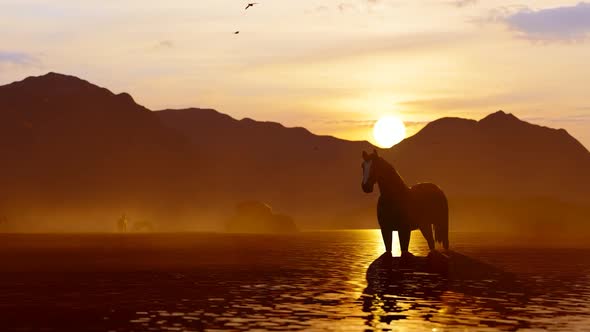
left=132, top=221, right=154, bottom=232
left=361, top=149, right=449, bottom=257
left=245, top=3, right=258, bottom=10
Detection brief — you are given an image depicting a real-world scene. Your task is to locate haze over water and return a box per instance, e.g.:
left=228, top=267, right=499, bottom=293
left=1, top=231, right=589, bottom=331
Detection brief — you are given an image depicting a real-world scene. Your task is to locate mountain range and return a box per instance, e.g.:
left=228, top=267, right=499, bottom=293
left=1, top=73, right=588, bottom=234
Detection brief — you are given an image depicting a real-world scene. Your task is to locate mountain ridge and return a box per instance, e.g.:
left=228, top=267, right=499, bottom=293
left=1, top=72, right=588, bottom=232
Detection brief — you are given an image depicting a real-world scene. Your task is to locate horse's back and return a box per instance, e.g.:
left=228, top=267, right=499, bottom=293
left=410, top=182, right=445, bottom=197
left=410, top=182, right=443, bottom=193
left=409, top=183, right=447, bottom=218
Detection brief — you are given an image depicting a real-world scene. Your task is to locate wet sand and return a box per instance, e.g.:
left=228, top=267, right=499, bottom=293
left=0, top=231, right=589, bottom=331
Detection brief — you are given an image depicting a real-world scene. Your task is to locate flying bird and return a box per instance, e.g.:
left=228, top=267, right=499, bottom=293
left=245, top=3, right=258, bottom=10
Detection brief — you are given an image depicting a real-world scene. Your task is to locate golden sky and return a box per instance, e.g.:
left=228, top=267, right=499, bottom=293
left=1, top=0, right=589, bottom=147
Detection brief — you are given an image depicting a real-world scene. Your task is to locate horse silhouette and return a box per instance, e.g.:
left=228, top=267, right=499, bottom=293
left=361, top=149, right=449, bottom=256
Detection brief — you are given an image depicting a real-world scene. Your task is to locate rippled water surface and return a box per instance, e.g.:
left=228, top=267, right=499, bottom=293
left=1, top=231, right=589, bottom=331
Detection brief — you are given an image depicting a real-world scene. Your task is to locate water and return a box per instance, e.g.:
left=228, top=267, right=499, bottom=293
left=0, top=231, right=589, bottom=331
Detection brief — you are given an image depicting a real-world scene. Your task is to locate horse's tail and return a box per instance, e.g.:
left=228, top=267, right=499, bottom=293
left=433, top=194, right=449, bottom=250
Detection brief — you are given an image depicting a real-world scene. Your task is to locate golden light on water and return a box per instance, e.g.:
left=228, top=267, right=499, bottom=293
left=368, top=228, right=436, bottom=258
left=370, top=230, right=408, bottom=258
left=373, top=116, right=407, bottom=148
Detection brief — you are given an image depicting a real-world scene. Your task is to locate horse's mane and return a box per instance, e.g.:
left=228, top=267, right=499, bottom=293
left=376, top=156, right=409, bottom=196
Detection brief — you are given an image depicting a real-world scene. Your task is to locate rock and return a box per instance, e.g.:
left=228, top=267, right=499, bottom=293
left=226, top=201, right=298, bottom=233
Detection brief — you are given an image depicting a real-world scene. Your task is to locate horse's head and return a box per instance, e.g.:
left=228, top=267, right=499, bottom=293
left=361, top=149, right=380, bottom=193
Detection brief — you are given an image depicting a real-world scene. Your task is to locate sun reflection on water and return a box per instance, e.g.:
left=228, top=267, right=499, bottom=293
left=370, top=229, right=428, bottom=258
left=1, top=231, right=589, bottom=331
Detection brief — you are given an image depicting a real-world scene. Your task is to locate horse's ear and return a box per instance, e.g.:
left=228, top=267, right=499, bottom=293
left=373, top=149, right=379, bottom=157
left=362, top=151, right=369, bottom=161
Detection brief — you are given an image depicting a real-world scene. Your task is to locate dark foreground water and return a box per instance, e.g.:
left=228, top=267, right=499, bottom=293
left=0, top=231, right=589, bottom=331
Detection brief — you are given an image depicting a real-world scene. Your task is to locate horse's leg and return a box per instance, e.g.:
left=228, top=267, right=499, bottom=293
left=398, top=227, right=411, bottom=254
left=419, top=224, right=435, bottom=251
left=380, top=227, right=392, bottom=252
left=377, top=196, right=393, bottom=253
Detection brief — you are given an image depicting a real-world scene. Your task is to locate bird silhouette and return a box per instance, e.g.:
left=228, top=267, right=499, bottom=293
left=234, top=31, right=240, bottom=34
left=245, top=3, right=258, bottom=10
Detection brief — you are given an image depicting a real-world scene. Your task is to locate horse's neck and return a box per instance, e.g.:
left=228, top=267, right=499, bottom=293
left=377, top=162, right=409, bottom=199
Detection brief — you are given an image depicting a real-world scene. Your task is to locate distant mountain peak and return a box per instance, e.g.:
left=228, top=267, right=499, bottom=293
left=44, top=72, right=74, bottom=78
left=116, top=92, right=136, bottom=105
left=6, top=72, right=109, bottom=98
left=400, top=109, right=590, bottom=156
left=479, top=110, right=520, bottom=124
left=21, top=72, right=88, bottom=85
left=6, top=72, right=146, bottom=105
left=0, top=72, right=155, bottom=118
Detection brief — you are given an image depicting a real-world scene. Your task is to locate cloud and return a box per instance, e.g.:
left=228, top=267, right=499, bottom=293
left=0, top=51, right=39, bottom=66
left=524, top=113, right=590, bottom=124
left=399, top=93, right=531, bottom=112
left=305, top=5, right=330, bottom=14
left=248, top=31, right=470, bottom=68
left=314, top=118, right=429, bottom=130
left=318, top=119, right=375, bottom=128
left=338, top=3, right=357, bottom=13
left=450, top=0, right=477, bottom=8
left=154, top=40, right=174, bottom=50
left=497, top=2, right=590, bottom=41
left=405, top=120, right=430, bottom=128
left=306, top=0, right=388, bottom=14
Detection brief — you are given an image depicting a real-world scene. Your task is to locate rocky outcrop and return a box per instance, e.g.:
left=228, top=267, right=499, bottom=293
left=226, top=201, right=298, bottom=233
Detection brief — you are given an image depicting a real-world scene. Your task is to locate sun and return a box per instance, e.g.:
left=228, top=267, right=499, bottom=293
left=373, top=115, right=406, bottom=148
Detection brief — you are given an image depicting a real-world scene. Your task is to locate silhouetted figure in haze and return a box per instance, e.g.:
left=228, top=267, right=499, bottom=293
left=361, top=149, right=449, bottom=257
left=117, top=214, right=128, bottom=232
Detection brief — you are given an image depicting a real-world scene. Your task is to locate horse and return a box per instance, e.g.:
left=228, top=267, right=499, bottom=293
left=361, top=149, right=449, bottom=257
